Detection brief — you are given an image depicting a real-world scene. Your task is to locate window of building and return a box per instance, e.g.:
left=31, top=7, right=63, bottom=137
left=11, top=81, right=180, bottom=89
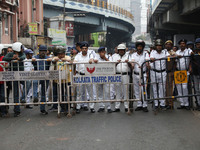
left=5, top=15, right=9, bottom=35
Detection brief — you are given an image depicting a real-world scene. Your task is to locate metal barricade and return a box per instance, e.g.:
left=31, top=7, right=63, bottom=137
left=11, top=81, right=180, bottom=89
left=0, top=59, right=62, bottom=117
left=141, top=55, right=200, bottom=114
left=0, top=59, right=144, bottom=117
left=63, top=61, right=142, bottom=117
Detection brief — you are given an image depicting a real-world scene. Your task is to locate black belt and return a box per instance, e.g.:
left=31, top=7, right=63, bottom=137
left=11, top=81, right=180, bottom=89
left=134, top=71, right=146, bottom=75
left=166, top=70, right=175, bottom=73
left=76, top=72, right=85, bottom=75
left=116, top=72, right=131, bottom=75
left=152, top=69, right=166, bottom=73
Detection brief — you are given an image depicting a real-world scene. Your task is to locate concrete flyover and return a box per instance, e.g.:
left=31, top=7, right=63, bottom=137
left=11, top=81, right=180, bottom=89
left=43, top=0, right=135, bottom=51
left=148, top=0, right=200, bottom=42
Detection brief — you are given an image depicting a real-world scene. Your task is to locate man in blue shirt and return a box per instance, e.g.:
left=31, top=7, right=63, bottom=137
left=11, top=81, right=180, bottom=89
left=32, top=45, right=52, bottom=115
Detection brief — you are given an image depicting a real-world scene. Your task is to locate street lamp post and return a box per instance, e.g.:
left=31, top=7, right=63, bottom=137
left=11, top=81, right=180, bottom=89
left=63, top=0, right=66, bottom=30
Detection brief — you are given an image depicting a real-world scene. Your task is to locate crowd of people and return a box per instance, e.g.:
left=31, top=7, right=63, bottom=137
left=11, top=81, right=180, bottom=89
left=0, top=37, right=200, bottom=117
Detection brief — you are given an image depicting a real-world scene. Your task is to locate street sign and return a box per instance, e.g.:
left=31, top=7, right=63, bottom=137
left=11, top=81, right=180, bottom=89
left=73, top=13, right=86, bottom=17
left=28, top=23, right=37, bottom=35
left=174, top=70, right=187, bottom=84
left=48, top=28, right=66, bottom=46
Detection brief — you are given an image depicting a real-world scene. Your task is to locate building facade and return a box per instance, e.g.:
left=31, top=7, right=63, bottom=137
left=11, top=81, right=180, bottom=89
left=0, top=0, right=18, bottom=44
left=18, top=0, right=43, bottom=37
left=0, top=0, right=44, bottom=44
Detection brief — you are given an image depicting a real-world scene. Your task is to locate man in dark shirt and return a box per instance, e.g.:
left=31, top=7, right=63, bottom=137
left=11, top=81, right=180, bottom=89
left=3, top=42, right=26, bottom=117
left=191, top=38, right=200, bottom=111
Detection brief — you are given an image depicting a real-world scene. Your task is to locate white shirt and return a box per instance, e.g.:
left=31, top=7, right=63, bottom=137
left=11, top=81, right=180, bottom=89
left=112, top=53, right=131, bottom=73
left=96, top=53, right=111, bottom=61
left=131, top=51, right=150, bottom=73
left=176, top=48, right=192, bottom=70
left=74, top=52, right=94, bottom=73
left=24, top=58, right=34, bottom=71
left=111, top=53, right=118, bottom=60
left=150, top=50, right=169, bottom=70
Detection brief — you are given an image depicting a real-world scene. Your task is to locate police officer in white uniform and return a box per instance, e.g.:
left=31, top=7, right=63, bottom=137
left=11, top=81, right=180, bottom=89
left=112, top=44, right=131, bottom=112
left=150, top=39, right=169, bottom=110
left=176, top=39, right=192, bottom=110
left=131, top=40, right=150, bottom=112
left=74, top=42, right=97, bottom=113
left=96, top=47, right=113, bottom=113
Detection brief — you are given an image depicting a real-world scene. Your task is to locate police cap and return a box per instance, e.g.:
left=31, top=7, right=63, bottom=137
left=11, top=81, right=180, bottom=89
left=178, top=39, right=187, bottom=45
left=98, top=47, right=106, bottom=53
left=39, top=45, right=47, bottom=51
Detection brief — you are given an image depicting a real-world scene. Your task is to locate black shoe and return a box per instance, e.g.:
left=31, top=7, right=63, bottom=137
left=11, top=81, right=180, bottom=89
left=25, top=105, right=33, bottom=109
left=76, top=109, right=80, bottom=114
left=177, top=106, right=185, bottom=109
left=1, top=113, right=8, bottom=118
left=41, top=110, right=48, bottom=115
left=185, top=106, right=190, bottom=110
left=135, top=107, right=143, bottom=111
left=160, top=106, right=167, bottom=110
left=125, top=108, right=128, bottom=112
left=90, top=109, right=95, bottom=113
left=154, top=106, right=159, bottom=111
left=196, top=106, right=200, bottom=111
left=98, top=108, right=105, bottom=112
left=20, top=99, right=26, bottom=103
left=14, top=112, right=20, bottom=117
left=49, top=107, right=58, bottom=112
left=113, top=109, right=120, bottom=112
left=33, top=97, right=39, bottom=103
left=83, top=107, right=89, bottom=111
left=143, top=107, right=149, bottom=112
left=166, top=105, right=174, bottom=110
left=107, top=109, right=113, bottom=113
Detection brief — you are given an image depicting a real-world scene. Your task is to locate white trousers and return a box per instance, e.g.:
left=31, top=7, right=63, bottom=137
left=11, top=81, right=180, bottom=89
left=97, top=84, right=111, bottom=109
left=133, top=74, right=147, bottom=107
left=176, top=75, right=189, bottom=106
left=76, top=84, right=94, bottom=109
left=115, top=75, right=129, bottom=109
left=151, top=71, right=166, bottom=107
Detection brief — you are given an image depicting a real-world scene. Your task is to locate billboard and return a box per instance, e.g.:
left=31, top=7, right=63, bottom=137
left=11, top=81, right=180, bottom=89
left=65, top=22, right=74, bottom=36
left=29, top=23, right=37, bottom=35
left=48, top=28, right=66, bottom=46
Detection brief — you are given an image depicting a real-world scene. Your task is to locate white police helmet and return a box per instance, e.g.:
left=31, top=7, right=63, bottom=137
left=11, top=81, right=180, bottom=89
left=117, top=44, right=126, bottom=50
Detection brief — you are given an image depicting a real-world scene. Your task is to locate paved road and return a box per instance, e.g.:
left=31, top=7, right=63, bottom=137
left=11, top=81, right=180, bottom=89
left=0, top=103, right=200, bottom=150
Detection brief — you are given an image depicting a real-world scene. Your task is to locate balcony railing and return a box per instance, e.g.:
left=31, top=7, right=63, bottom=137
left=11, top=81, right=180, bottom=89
left=68, top=0, right=134, bottom=21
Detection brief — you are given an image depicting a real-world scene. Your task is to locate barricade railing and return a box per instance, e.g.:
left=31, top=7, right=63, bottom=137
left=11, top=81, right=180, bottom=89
left=60, top=61, right=142, bottom=117
left=0, top=59, right=144, bottom=117
left=140, top=55, right=200, bottom=112
left=0, top=59, right=64, bottom=117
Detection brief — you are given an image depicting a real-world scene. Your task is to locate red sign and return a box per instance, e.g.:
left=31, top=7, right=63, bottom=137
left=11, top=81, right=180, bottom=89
left=65, top=22, right=74, bottom=36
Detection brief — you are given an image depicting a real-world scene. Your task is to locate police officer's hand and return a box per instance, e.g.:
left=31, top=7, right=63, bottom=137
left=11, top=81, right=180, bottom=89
left=53, top=58, right=59, bottom=62
left=94, top=59, right=98, bottom=63
left=32, top=58, right=36, bottom=62
left=150, top=58, right=155, bottom=62
left=125, top=59, right=129, bottom=63
left=89, top=59, right=93, bottom=64
left=47, top=58, right=52, bottom=62
left=117, top=60, right=121, bottom=63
